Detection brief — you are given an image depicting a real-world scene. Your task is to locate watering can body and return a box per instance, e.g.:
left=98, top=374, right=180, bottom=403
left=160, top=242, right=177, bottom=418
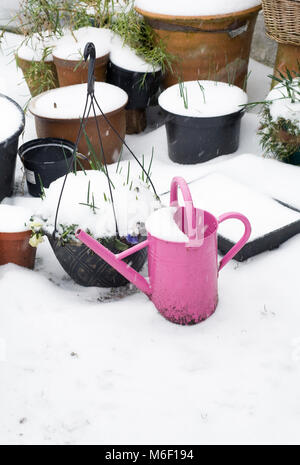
left=76, top=177, right=251, bottom=325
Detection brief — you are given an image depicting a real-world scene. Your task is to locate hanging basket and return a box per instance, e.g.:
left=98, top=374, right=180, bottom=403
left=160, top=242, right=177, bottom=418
left=262, top=0, right=300, bottom=45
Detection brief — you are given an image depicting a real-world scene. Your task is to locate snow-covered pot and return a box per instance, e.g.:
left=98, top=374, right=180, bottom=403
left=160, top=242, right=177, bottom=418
left=19, top=138, right=76, bottom=197
left=52, top=28, right=111, bottom=87
left=135, top=0, right=261, bottom=89
left=30, top=170, right=161, bottom=288
left=107, top=38, right=162, bottom=134
left=0, top=206, right=36, bottom=269
left=0, top=94, right=25, bottom=201
left=158, top=81, right=247, bottom=164
left=28, top=82, right=128, bottom=168
left=16, top=32, right=60, bottom=97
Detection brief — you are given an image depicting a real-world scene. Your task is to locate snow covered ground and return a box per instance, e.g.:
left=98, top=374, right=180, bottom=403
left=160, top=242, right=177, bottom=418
left=0, top=32, right=300, bottom=446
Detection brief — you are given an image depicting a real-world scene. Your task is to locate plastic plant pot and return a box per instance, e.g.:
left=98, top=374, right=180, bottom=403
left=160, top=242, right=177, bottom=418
left=0, top=230, right=36, bottom=269
left=158, top=81, right=247, bottom=164
left=47, top=234, right=148, bottom=288
left=107, top=61, right=162, bottom=134
left=18, top=138, right=76, bottom=197
left=135, top=4, right=261, bottom=90
left=0, top=94, right=25, bottom=202
left=285, top=149, right=300, bottom=166
left=53, top=54, right=109, bottom=87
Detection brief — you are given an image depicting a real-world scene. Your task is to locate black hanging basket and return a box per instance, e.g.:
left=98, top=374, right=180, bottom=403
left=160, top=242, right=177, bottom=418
left=48, top=234, right=147, bottom=288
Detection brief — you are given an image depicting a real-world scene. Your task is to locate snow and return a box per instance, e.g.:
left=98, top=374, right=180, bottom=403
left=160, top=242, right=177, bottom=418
left=159, top=81, right=248, bottom=118
left=1, top=32, right=300, bottom=446
left=0, top=205, right=30, bottom=232
left=17, top=32, right=63, bottom=62
left=135, top=0, right=261, bottom=17
left=184, top=173, right=300, bottom=243
left=0, top=94, right=23, bottom=143
left=267, top=80, right=300, bottom=126
left=28, top=82, right=128, bottom=120
left=32, top=170, right=161, bottom=240
left=146, top=207, right=189, bottom=242
left=53, top=27, right=111, bottom=61
left=110, top=34, right=161, bottom=73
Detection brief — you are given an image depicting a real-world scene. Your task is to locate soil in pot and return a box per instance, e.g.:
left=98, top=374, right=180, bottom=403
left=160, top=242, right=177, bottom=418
left=53, top=27, right=111, bottom=87
left=107, top=36, right=162, bottom=134
left=0, top=94, right=25, bottom=201
left=28, top=82, right=128, bottom=169
left=135, top=0, right=261, bottom=89
left=0, top=205, right=36, bottom=269
left=48, top=234, right=148, bottom=288
left=18, top=138, right=76, bottom=197
left=158, top=80, right=248, bottom=164
left=16, top=32, right=60, bottom=96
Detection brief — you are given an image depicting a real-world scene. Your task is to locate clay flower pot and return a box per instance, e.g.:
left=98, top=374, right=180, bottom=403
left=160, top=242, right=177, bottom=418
left=158, top=80, right=247, bottom=164
left=0, top=94, right=25, bottom=202
left=28, top=82, right=128, bottom=169
left=52, top=27, right=111, bottom=87
left=135, top=3, right=261, bottom=89
left=0, top=206, right=36, bottom=269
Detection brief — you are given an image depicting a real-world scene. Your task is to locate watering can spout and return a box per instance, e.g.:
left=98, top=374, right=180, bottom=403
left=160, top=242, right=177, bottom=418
left=75, top=230, right=151, bottom=296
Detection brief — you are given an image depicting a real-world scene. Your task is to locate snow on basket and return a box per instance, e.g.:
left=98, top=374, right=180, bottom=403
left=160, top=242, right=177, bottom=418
left=53, top=27, right=112, bottom=87
left=258, top=79, right=300, bottom=165
left=16, top=31, right=60, bottom=96
left=0, top=94, right=25, bottom=202
left=30, top=169, right=161, bottom=288
left=28, top=82, right=128, bottom=168
left=135, top=0, right=261, bottom=89
left=0, top=205, right=36, bottom=269
left=107, top=35, right=162, bottom=134
left=158, top=81, right=248, bottom=164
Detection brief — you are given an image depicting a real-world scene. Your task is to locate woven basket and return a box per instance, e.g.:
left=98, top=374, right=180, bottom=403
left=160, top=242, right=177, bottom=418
left=262, top=0, right=300, bottom=45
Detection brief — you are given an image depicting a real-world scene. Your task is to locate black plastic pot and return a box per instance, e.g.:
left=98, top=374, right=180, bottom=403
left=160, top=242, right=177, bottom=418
left=107, top=61, right=162, bottom=110
left=162, top=109, right=245, bottom=165
left=0, top=94, right=25, bottom=202
left=19, top=138, right=76, bottom=197
left=47, top=234, right=148, bottom=288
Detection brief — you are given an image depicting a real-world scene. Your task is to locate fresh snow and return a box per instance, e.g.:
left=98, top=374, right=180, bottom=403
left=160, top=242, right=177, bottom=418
left=1, top=32, right=300, bottom=446
left=135, top=0, right=261, bottom=16
left=32, top=170, right=161, bottom=240
left=0, top=95, right=23, bottom=143
left=0, top=205, right=30, bottom=232
left=110, top=34, right=161, bottom=73
left=28, top=82, right=128, bottom=120
left=184, top=173, right=300, bottom=243
left=158, top=81, right=248, bottom=118
left=267, top=80, right=300, bottom=126
left=17, top=31, right=63, bottom=62
left=53, top=27, right=111, bottom=61
left=146, top=207, right=189, bottom=242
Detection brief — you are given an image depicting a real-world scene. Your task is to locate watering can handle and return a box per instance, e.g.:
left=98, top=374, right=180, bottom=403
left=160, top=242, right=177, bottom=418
left=218, top=212, right=251, bottom=272
left=170, top=177, right=196, bottom=240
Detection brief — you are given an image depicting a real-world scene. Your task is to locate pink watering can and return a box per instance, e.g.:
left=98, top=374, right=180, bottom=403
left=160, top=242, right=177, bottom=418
left=76, top=177, right=251, bottom=325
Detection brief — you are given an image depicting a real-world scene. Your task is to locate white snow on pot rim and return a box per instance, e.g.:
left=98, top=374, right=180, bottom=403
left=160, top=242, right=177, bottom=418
left=53, top=27, right=111, bottom=61
left=0, top=95, right=24, bottom=144
left=17, top=31, right=63, bottom=62
left=110, top=35, right=161, bottom=74
left=146, top=207, right=188, bottom=242
left=135, top=0, right=261, bottom=17
left=28, top=82, right=128, bottom=120
left=266, top=79, right=300, bottom=126
left=158, top=81, right=248, bottom=118
left=0, top=205, right=31, bottom=233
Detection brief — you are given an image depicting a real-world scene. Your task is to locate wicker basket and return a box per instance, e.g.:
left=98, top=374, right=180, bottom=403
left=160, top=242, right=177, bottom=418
left=262, top=0, right=300, bottom=45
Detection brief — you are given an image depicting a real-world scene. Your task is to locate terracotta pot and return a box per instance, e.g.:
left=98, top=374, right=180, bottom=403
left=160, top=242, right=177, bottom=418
left=29, top=106, right=126, bottom=169
left=0, top=230, right=36, bottom=269
left=53, top=53, right=109, bottom=87
left=136, top=5, right=261, bottom=89
left=272, top=43, right=300, bottom=87
left=16, top=55, right=59, bottom=97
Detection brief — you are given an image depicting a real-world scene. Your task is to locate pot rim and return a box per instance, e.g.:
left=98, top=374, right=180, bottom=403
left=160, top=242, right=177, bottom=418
left=162, top=106, right=245, bottom=121
left=135, top=4, right=262, bottom=22
left=0, top=93, right=25, bottom=147
left=0, top=229, right=31, bottom=240
left=108, top=60, right=162, bottom=77
left=52, top=52, right=109, bottom=67
left=19, top=137, right=76, bottom=163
